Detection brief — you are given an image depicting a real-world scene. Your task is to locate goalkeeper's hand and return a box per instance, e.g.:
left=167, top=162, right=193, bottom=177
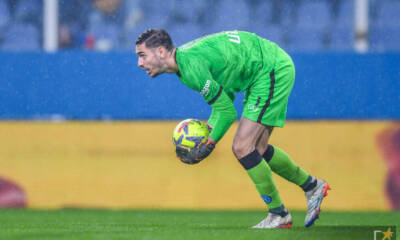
left=176, top=140, right=216, bottom=164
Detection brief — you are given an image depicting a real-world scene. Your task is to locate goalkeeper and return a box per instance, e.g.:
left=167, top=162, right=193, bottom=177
left=135, top=29, right=330, bottom=229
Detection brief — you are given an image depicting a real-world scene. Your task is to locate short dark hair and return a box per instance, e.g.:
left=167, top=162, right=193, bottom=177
left=136, top=29, right=174, bottom=51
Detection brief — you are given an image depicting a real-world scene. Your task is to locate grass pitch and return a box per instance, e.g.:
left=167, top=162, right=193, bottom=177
left=0, top=209, right=399, bottom=240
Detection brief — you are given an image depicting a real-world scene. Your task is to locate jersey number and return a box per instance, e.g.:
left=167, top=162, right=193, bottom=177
left=226, top=31, right=240, bottom=44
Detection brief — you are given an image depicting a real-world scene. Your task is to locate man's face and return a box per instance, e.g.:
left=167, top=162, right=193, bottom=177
left=135, top=43, right=164, bottom=78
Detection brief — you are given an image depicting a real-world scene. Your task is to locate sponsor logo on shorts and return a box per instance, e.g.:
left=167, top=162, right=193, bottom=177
left=247, top=104, right=259, bottom=112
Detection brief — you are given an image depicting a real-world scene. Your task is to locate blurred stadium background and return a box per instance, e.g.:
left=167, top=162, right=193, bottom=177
left=0, top=0, right=399, bottom=214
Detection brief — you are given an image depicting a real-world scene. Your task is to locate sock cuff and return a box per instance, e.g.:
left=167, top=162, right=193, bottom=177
left=301, top=176, right=317, bottom=192
left=263, top=144, right=275, bottom=163
left=238, top=149, right=262, bottom=170
left=269, top=204, right=288, bottom=217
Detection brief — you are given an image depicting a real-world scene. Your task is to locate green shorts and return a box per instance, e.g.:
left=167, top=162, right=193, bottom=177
left=242, top=49, right=295, bottom=127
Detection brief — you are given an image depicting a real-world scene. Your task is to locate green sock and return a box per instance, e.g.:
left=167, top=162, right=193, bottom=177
left=239, top=150, right=283, bottom=209
left=263, top=145, right=309, bottom=187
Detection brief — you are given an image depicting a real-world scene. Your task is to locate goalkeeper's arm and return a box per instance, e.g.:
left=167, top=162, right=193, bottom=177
left=207, top=89, right=237, bottom=142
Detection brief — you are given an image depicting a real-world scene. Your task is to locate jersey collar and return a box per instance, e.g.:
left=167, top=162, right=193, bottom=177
left=174, top=49, right=182, bottom=77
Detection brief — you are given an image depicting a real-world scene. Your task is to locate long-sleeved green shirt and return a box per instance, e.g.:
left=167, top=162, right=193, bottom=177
left=175, top=30, right=279, bottom=141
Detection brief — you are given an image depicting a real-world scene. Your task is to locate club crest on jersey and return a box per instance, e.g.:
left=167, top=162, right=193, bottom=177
left=261, top=195, right=272, bottom=204
left=200, top=80, right=211, bottom=97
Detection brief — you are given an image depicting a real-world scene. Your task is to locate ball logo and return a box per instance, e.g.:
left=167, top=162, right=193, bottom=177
left=178, top=121, right=193, bottom=134
left=173, top=134, right=184, bottom=146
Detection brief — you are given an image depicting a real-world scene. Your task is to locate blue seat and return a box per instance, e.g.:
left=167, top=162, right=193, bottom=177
left=328, top=0, right=353, bottom=50
left=335, top=0, right=354, bottom=29
left=166, top=23, right=203, bottom=46
left=2, top=23, right=40, bottom=50
left=167, top=0, right=202, bottom=24
left=281, top=0, right=334, bottom=51
left=138, top=0, right=171, bottom=28
left=246, top=0, right=273, bottom=27
left=209, top=0, right=249, bottom=33
left=296, top=0, right=331, bottom=30
left=328, top=27, right=353, bottom=50
left=369, top=25, right=400, bottom=51
left=369, top=0, right=400, bottom=51
left=377, top=0, right=400, bottom=26
left=0, top=1, right=10, bottom=30
left=14, top=0, right=42, bottom=23
left=249, top=23, right=283, bottom=46
left=87, top=1, right=128, bottom=51
left=89, top=22, right=122, bottom=50
left=287, top=27, right=325, bottom=51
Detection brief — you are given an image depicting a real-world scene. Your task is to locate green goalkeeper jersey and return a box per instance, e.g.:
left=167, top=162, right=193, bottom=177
left=175, top=31, right=281, bottom=142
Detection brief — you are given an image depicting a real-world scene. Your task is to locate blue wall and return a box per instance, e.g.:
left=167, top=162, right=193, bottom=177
left=0, top=52, right=399, bottom=120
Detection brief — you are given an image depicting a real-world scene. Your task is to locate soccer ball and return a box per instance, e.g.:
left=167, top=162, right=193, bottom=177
left=172, top=119, right=209, bottom=150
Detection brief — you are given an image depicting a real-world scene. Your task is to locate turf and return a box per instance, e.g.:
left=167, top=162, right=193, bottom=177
left=0, top=209, right=399, bottom=240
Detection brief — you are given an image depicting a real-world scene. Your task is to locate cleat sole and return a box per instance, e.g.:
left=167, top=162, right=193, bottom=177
left=280, top=223, right=292, bottom=229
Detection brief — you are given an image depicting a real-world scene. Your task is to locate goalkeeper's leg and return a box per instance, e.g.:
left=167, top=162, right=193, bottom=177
left=256, top=128, right=310, bottom=188
left=233, top=117, right=291, bottom=228
left=256, top=128, right=330, bottom=227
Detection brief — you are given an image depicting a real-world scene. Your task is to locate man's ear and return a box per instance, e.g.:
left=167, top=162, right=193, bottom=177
left=157, top=46, right=167, bottom=58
